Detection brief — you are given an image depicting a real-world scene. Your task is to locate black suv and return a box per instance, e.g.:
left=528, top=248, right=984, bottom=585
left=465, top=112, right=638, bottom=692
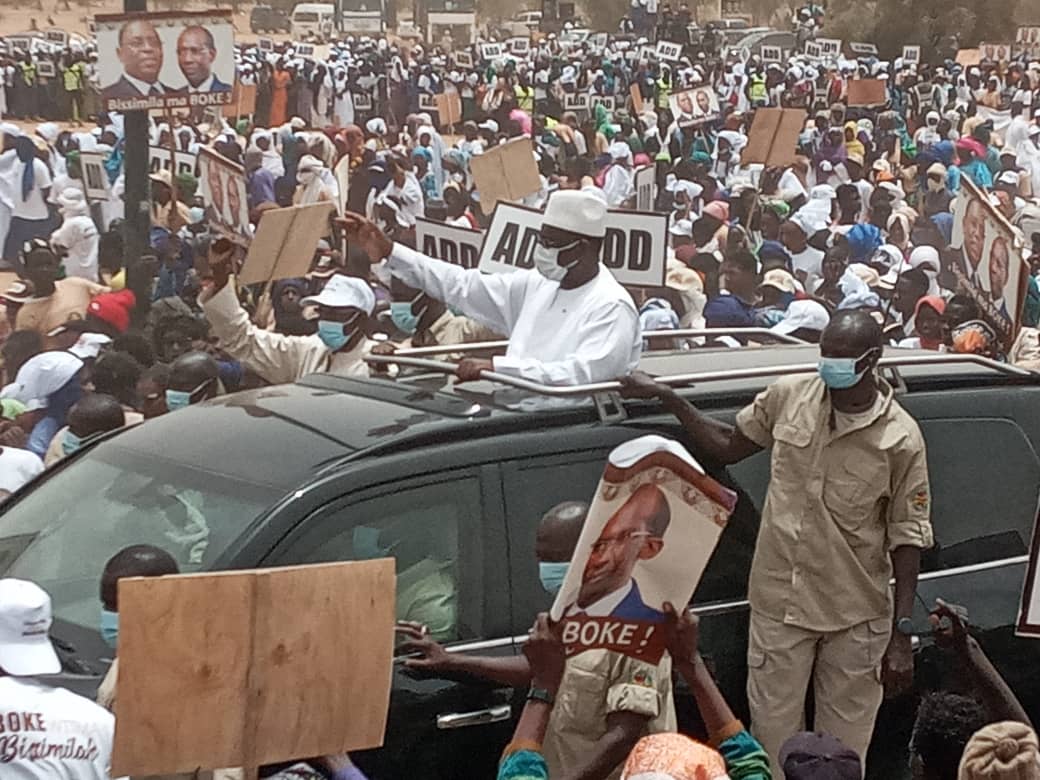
left=250, top=5, right=290, bottom=33
left=3, top=342, right=1039, bottom=779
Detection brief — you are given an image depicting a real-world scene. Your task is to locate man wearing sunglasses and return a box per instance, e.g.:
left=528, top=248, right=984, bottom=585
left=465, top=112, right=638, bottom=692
left=342, top=188, right=640, bottom=386
left=199, top=249, right=379, bottom=385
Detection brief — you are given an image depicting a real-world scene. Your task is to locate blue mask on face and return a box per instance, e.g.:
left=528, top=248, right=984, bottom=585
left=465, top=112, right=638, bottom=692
left=165, top=389, right=192, bottom=411
left=818, top=350, right=873, bottom=390
left=62, top=430, right=83, bottom=456
left=317, top=318, right=358, bottom=352
left=100, top=608, right=119, bottom=648
left=538, top=562, right=569, bottom=595
left=390, top=302, right=422, bottom=335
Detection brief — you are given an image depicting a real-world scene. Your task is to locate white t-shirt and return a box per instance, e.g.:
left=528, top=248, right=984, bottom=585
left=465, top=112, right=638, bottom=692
left=8, top=159, right=54, bottom=221
left=50, top=215, right=99, bottom=282
left=0, top=447, right=44, bottom=494
left=0, top=676, right=117, bottom=779
left=790, top=245, right=825, bottom=292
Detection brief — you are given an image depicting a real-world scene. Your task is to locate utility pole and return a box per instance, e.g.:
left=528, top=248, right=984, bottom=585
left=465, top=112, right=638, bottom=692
left=122, top=0, right=150, bottom=275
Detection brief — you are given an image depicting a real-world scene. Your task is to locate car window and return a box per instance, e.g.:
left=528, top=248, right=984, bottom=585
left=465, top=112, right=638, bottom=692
left=503, top=447, right=761, bottom=634
left=269, top=476, right=485, bottom=643
left=919, top=418, right=1039, bottom=571
left=0, top=443, right=281, bottom=632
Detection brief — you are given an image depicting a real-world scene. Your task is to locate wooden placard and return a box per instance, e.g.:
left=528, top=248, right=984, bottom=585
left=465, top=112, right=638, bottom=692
left=956, top=48, right=981, bottom=66
left=239, top=202, right=337, bottom=286
left=847, top=79, right=887, bottom=107
left=741, top=107, right=806, bottom=168
left=630, top=82, right=644, bottom=115
left=112, top=560, right=396, bottom=776
left=435, top=90, right=462, bottom=127
left=470, top=136, right=541, bottom=209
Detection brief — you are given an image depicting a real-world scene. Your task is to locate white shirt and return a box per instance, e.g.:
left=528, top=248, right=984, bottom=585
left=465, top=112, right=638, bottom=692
left=0, top=676, right=117, bottom=779
left=0, top=156, right=52, bottom=220
left=381, top=173, right=425, bottom=227
left=50, top=215, right=99, bottom=282
left=389, top=244, right=641, bottom=385
left=0, top=447, right=43, bottom=494
left=603, top=165, right=635, bottom=207
left=790, top=245, right=825, bottom=292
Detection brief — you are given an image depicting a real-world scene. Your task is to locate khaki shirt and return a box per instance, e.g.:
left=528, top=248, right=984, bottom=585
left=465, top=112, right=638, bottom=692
left=543, top=649, right=675, bottom=780
left=200, top=280, right=375, bottom=385
left=15, top=278, right=109, bottom=335
left=736, top=375, right=933, bottom=632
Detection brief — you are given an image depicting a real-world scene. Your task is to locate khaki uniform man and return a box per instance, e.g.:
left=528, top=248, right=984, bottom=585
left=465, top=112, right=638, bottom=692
left=623, top=309, right=934, bottom=772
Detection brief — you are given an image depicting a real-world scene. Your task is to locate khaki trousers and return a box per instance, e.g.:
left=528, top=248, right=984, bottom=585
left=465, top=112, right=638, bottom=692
left=746, top=610, right=890, bottom=776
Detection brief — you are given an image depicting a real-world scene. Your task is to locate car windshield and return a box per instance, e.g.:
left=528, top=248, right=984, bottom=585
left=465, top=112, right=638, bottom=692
left=0, top=442, right=282, bottom=633
left=294, top=12, right=321, bottom=21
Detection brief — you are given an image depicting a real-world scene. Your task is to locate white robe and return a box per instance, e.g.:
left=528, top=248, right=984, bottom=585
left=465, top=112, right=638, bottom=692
left=387, top=244, right=641, bottom=385
left=334, top=83, right=355, bottom=127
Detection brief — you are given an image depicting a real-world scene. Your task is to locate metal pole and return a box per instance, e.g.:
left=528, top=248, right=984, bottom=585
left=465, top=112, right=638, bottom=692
left=121, top=0, right=150, bottom=273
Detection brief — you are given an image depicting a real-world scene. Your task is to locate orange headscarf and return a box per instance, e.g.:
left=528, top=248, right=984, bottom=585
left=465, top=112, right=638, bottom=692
left=621, top=733, right=729, bottom=780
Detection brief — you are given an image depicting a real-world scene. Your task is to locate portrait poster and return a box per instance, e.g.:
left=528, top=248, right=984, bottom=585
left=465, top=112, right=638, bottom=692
left=548, top=436, right=736, bottom=663
left=95, top=10, right=235, bottom=113
left=80, top=151, right=110, bottom=202
left=669, top=87, right=720, bottom=128
left=197, top=147, right=250, bottom=243
left=949, top=176, right=1029, bottom=351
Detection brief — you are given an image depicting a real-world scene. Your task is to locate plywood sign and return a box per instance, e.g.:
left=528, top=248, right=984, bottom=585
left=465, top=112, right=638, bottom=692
left=112, top=560, right=396, bottom=776
left=847, top=79, right=887, bottom=107
left=470, top=136, right=541, bottom=208
left=741, top=107, right=806, bottom=168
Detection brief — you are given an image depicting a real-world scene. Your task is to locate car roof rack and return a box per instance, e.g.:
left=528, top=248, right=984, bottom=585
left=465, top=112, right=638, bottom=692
left=366, top=350, right=1037, bottom=422
left=388, top=328, right=807, bottom=359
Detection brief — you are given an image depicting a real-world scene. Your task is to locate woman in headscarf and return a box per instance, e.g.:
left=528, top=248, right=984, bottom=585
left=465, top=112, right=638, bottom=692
left=311, top=63, right=332, bottom=128
left=886, top=211, right=913, bottom=258
left=897, top=295, right=946, bottom=350
left=1, top=136, right=54, bottom=267
left=814, top=126, right=846, bottom=184
left=293, top=154, right=334, bottom=207
left=333, top=66, right=354, bottom=128
left=844, top=120, right=865, bottom=159
left=269, top=60, right=292, bottom=128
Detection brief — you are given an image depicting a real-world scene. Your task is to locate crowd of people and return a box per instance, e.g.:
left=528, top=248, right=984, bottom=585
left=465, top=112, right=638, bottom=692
left=1, top=3, right=1040, bottom=779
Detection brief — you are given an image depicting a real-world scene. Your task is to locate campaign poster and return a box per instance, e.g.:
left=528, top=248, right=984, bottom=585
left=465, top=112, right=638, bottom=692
left=197, top=147, right=250, bottom=242
left=479, top=201, right=669, bottom=288
left=950, top=177, right=1029, bottom=351
left=95, top=10, right=235, bottom=113
left=563, top=91, right=589, bottom=114
left=634, top=165, right=657, bottom=213
left=149, top=146, right=198, bottom=177
left=549, top=436, right=736, bottom=663
left=669, top=87, right=719, bottom=127
left=655, top=40, right=682, bottom=62
left=590, top=94, right=616, bottom=113
left=80, top=152, right=110, bottom=202
left=480, top=42, right=504, bottom=61
left=415, top=218, right=484, bottom=270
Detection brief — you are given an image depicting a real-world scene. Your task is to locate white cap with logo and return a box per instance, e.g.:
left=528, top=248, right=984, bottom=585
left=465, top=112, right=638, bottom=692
left=0, top=579, right=60, bottom=676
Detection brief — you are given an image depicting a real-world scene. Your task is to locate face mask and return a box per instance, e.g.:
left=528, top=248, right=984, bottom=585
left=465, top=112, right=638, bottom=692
left=100, top=608, right=119, bottom=648
left=188, top=205, right=205, bottom=224
left=533, top=240, right=581, bottom=282
left=926, top=177, right=945, bottom=192
left=317, top=318, right=357, bottom=351
left=390, top=299, right=428, bottom=335
left=62, top=430, right=83, bottom=456
left=539, top=562, right=568, bottom=595
left=165, top=388, right=192, bottom=411
left=818, top=349, right=875, bottom=390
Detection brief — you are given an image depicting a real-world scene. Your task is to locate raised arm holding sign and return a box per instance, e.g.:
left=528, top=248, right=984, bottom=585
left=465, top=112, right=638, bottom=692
left=341, top=189, right=641, bottom=386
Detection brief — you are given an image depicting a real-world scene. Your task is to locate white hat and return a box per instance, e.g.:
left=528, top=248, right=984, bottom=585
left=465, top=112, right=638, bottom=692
left=608, top=141, right=632, bottom=161
left=0, top=579, right=60, bottom=676
left=478, top=119, right=499, bottom=133
left=1, top=351, right=84, bottom=411
left=57, top=188, right=88, bottom=215
left=301, top=274, right=375, bottom=314
left=542, top=190, right=608, bottom=238
left=758, top=268, right=798, bottom=294
left=772, top=299, right=830, bottom=334
left=1029, top=125, right=1040, bottom=137
left=68, top=332, right=112, bottom=360
left=297, top=154, right=323, bottom=173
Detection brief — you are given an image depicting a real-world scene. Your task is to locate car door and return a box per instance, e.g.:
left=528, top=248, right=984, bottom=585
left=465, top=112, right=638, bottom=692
left=263, top=466, right=516, bottom=780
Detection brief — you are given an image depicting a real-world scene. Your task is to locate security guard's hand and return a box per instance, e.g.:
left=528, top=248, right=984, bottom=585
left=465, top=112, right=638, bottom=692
left=524, top=613, right=565, bottom=693
left=339, top=212, right=393, bottom=263
left=882, top=631, right=914, bottom=698
left=456, top=358, right=494, bottom=382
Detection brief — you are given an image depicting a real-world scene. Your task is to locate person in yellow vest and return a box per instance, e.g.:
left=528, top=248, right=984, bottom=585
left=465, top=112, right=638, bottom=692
left=655, top=66, right=671, bottom=111
left=749, top=70, right=768, bottom=107
left=62, top=54, right=87, bottom=126
left=17, top=53, right=39, bottom=120
left=514, top=74, right=535, bottom=113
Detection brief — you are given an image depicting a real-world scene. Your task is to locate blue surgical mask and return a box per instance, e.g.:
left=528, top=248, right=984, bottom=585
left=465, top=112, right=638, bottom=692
left=317, top=317, right=359, bottom=351
left=62, top=430, right=83, bottom=456
left=539, top=562, right=569, bottom=595
left=390, top=302, right=421, bottom=335
left=100, top=608, right=119, bottom=648
left=165, top=389, right=192, bottom=411
left=188, top=205, right=205, bottom=224
left=818, top=349, right=874, bottom=390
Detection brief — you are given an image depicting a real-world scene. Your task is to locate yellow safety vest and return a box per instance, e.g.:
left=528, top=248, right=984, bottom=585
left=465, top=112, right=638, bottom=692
left=656, top=78, right=671, bottom=110
left=750, top=75, right=767, bottom=101
left=514, top=84, right=534, bottom=112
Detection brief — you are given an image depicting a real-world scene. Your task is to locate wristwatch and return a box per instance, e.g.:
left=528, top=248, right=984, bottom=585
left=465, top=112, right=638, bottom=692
left=527, top=686, right=556, bottom=706
left=896, top=617, right=915, bottom=636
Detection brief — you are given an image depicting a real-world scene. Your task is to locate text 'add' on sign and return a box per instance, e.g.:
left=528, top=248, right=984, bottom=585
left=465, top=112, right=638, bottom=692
left=479, top=201, right=669, bottom=288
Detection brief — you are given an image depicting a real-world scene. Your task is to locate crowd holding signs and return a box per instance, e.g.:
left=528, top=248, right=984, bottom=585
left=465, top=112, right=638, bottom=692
left=5, top=1, right=1040, bottom=779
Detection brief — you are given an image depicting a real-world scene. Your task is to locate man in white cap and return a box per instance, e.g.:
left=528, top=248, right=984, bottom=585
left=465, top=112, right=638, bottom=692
left=0, top=578, right=117, bottom=779
left=201, top=250, right=381, bottom=384
left=343, top=189, right=641, bottom=386
left=50, top=188, right=100, bottom=283
left=603, top=141, right=635, bottom=207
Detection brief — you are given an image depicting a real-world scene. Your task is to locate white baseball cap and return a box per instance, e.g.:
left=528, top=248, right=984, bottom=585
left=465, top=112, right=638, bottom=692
left=0, top=579, right=60, bottom=676
left=1, top=351, right=84, bottom=411
left=542, top=189, right=608, bottom=238
left=772, top=299, right=830, bottom=335
left=300, top=274, right=376, bottom=314
left=758, top=268, right=798, bottom=294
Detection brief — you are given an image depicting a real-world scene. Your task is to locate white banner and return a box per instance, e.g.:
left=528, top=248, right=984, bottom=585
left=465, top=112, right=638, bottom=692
left=478, top=202, right=669, bottom=288
left=415, top=218, right=484, bottom=270
left=655, top=40, right=682, bottom=62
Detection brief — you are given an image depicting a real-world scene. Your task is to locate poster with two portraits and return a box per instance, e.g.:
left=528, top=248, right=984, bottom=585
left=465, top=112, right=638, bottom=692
left=950, top=177, right=1030, bottom=352
left=549, top=436, right=736, bottom=664
left=95, top=10, right=234, bottom=114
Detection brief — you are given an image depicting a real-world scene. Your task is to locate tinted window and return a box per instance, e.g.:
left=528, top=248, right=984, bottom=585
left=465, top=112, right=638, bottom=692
left=270, top=477, right=485, bottom=643
left=919, top=418, right=1039, bottom=570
